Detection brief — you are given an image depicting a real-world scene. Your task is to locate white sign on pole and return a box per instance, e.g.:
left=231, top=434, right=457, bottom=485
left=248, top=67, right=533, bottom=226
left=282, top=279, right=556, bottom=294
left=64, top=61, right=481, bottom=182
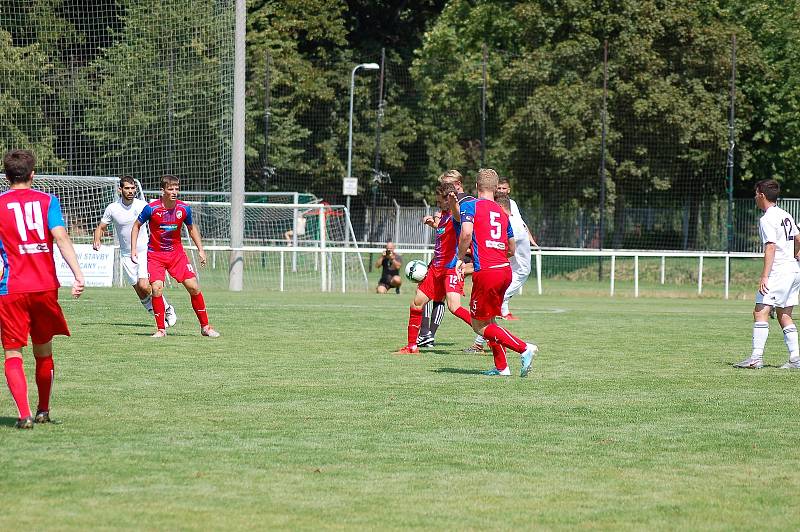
left=53, top=244, right=115, bottom=287
left=343, top=177, right=358, bottom=196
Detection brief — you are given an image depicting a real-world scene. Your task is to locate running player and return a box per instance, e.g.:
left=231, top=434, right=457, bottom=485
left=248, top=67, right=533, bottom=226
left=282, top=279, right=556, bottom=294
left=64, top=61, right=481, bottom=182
left=93, top=176, right=177, bottom=326
left=735, top=179, right=800, bottom=369
left=416, top=170, right=476, bottom=347
left=456, top=169, right=538, bottom=377
left=0, top=149, right=85, bottom=428
left=130, top=175, right=219, bottom=338
left=467, top=192, right=531, bottom=352
left=395, top=182, right=472, bottom=354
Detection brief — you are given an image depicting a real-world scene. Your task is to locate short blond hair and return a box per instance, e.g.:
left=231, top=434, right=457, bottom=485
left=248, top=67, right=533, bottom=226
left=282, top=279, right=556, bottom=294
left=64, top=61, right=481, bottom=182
left=476, top=168, right=499, bottom=192
left=438, top=169, right=463, bottom=184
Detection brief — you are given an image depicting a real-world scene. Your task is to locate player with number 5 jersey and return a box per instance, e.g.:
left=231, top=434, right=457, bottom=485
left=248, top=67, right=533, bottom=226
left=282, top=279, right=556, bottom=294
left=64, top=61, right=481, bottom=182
left=0, top=149, right=85, bottom=429
left=131, top=174, right=219, bottom=339
left=456, top=169, right=538, bottom=377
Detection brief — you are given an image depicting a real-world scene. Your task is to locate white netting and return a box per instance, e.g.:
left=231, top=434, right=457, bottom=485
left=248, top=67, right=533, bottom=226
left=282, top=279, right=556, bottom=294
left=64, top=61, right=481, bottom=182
left=184, top=201, right=370, bottom=291
left=0, top=174, right=120, bottom=243
left=0, top=0, right=233, bottom=208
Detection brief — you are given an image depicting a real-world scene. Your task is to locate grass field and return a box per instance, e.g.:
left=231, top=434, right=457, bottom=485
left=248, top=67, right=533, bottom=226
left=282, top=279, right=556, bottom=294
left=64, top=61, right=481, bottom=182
left=2, top=286, right=800, bottom=529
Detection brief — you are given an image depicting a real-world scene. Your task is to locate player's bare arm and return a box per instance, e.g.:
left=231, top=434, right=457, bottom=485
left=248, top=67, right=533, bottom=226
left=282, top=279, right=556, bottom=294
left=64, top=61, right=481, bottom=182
left=130, top=219, right=142, bottom=263
left=448, top=192, right=460, bottom=222
left=92, top=221, right=109, bottom=251
left=760, top=242, right=776, bottom=295
left=507, top=237, right=517, bottom=258
left=51, top=226, right=85, bottom=298
left=187, top=224, right=207, bottom=266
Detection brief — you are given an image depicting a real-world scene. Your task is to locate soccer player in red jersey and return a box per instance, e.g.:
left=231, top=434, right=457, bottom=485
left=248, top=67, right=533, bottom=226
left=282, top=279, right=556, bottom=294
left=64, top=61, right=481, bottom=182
left=0, top=150, right=85, bottom=428
left=130, top=175, right=220, bottom=338
left=395, top=182, right=473, bottom=354
left=456, top=169, right=538, bottom=377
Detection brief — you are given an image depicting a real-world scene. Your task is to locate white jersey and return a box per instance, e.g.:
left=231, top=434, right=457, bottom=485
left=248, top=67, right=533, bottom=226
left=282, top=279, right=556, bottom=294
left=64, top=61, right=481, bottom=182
left=508, top=199, right=531, bottom=275
left=101, top=197, right=149, bottom=256
left=759, top=205, right=800, bottom=273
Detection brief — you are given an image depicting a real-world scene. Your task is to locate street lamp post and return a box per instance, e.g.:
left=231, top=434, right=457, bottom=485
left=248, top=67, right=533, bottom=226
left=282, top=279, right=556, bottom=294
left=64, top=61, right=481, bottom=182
left=346, top=62, right=380, bottom=218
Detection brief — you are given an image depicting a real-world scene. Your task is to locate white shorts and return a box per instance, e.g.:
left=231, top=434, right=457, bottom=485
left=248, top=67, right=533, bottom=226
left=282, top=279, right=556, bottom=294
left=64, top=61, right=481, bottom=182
left=122, top=253, right=149, bottom=285
left=504, top=270, right=530, bottom=301
left=755, top=268, right=800, bottom=308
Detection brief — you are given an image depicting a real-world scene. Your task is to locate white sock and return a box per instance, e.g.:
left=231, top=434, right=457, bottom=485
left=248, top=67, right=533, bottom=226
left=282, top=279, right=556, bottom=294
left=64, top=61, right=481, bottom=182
left=783, top=325, right=799, bottom=362
left=474, top=334, right=485, bottom=346
left=752, top=321, right=769, bottom=360
left=162, top=295, right=171, bottom=311
left=140, top=293, right=153, bottom=313
left=501, top=300, right=510, bottom=316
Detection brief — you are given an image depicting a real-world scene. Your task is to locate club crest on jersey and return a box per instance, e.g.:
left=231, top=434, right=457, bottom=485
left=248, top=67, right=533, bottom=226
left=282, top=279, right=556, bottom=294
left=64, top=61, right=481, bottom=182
left=176, top=210, right=183, bottom=219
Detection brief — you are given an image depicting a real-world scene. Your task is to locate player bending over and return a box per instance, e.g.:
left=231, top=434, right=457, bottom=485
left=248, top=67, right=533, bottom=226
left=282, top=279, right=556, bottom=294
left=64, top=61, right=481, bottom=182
left=456, top=169, right=538, bottom=377
left=0, top=149, right=85, bottom=428
left=416, top=169, right=476, bottom=348
left=93, top=176, right=177, bottom=327
left=130, top=175, right=219, bottom=338
left=736, top=179, right=800, bottom=369
left=395, top=182, right=473, bottom=354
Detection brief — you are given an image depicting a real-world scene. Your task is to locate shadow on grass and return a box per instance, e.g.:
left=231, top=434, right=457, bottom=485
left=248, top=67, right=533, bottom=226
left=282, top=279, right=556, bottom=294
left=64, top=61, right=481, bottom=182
left=83, top=322, right=152, bottom=329
left=432, top=367, right=485, bottom=375
left=0, top=416, right=20, bottom=428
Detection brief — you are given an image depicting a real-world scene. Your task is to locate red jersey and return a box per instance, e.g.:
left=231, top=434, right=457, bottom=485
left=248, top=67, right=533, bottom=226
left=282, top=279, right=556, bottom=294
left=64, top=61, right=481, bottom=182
left=432, top=210, right=459, bottom=268
left=137, top=199, right=194, bottom=253
left=459, top=198, right=513, bottom=272
left=0, top=188, right=65, bottom=294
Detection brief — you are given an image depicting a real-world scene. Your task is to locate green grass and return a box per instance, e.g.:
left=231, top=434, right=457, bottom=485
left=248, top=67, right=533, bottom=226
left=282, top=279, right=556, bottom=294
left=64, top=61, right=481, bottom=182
left=2, top=287, right=800, bottom=529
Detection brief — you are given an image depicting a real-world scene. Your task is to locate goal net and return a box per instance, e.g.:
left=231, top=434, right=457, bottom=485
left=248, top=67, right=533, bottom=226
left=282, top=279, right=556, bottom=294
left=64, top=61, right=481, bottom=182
left=184, top=201, right=370, bottom=292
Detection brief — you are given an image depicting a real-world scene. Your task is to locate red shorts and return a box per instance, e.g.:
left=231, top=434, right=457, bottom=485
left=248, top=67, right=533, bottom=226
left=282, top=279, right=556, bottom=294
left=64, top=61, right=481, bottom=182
left=0, top=290, right=70, bottom=349
left=148, top=250, right=196, bottom=283
left=470, top=266, right=512, bottom=321
left=418, top=263, right=464, bottom=302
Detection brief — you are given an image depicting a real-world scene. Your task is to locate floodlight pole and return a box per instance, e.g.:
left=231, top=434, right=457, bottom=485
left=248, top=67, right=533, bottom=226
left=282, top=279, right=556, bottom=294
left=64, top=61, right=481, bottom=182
left=346, top=63, right=380, bottom=216
left=229, top=0, right=246, bottom=291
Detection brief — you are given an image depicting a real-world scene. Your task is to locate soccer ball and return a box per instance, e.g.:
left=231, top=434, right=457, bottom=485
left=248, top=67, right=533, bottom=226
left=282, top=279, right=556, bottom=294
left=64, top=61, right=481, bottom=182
left=404, top=260, right=428, bottom=283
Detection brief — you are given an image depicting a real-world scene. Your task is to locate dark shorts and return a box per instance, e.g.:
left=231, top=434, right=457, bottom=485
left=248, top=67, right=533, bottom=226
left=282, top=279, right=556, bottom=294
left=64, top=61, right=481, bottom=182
left=0, top=290, right=70, bottom=349
left=379, top=272, right=399, bottom=288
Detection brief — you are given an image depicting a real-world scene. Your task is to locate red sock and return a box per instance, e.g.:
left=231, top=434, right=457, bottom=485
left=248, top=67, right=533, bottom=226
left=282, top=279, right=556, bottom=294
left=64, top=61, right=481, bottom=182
left=484, top=323, right=527, bottom=353
left=5, top=357, right=31, bottom=418
left=408, top=306, right=423, bottom=346
left=191, top=292, right=209, bottom=327
left=35, top=355, right=54, bottom=413
left=452, top=306, right=472, bottom=326
left=152, top=295, right=166, bottom=330
left=488, top=340, right=508, bottom=371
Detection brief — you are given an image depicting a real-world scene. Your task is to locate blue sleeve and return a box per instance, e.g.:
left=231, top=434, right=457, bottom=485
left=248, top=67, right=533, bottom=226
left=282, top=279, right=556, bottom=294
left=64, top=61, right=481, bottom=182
left=507, top=222, right=514, bottom=239
left=47, top=194, right=65, bottom=229
left=460, top=200, right=476, bottom=224
left=184, top=205, right=193, bottom=226
left=138, top=204, right=153, bottom=224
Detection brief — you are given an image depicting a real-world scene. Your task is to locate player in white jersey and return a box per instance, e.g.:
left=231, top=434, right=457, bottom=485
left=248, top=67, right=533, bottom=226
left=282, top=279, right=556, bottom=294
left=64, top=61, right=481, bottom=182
left=736, top=179, right=800, bottom=369
left=467, top=192, right=532, bottom=351
left=92, top=176, right=177, bottom=326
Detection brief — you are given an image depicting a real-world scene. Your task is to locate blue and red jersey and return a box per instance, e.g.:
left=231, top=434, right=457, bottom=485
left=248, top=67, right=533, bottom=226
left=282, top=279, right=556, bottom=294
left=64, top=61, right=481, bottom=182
left=137, top=199, right=193, bottom=253
left=459, top=198, right=513, bottom=272
left=0, top=188, right=65, bottom=295
left=432, top=210, right=459, bottom=268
